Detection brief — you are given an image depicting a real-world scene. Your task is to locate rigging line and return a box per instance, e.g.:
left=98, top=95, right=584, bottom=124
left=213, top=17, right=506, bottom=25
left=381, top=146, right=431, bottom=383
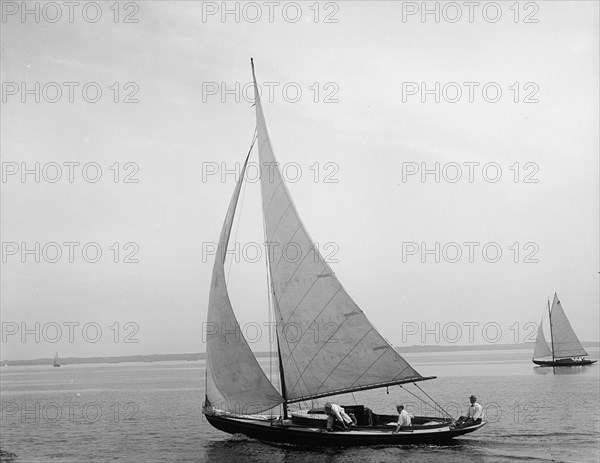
left=267, top=251, right=274, bottom=386
left=256, top=133, right=288, bottom=415
left=397, top=384, right=440, bottom=416
left=264, top=244, right=331, bottom=398
left=226, top=177, right=247, bottom=283
left=254, top=134, right=277, bottom=397
left=258, top=137, right=274, bottom=386
left=226, top=128, right=257, bottom=284
left=261, top=158, right=276, bottom=414
left=412, top=382, right=455, bottom=420
left=270, top=295, right=314, bottom=399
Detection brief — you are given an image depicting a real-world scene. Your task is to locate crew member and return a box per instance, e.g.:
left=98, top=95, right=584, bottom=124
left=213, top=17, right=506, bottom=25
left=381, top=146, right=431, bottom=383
left=393, top=404, right=413, bottom=434
left=456, top=395, right=484, bottom=427
left=324, top=402, right=354, bottom=432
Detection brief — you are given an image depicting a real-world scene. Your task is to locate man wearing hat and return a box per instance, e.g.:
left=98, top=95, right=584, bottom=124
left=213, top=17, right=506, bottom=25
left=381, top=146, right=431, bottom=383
left=324, top=402, right=354, bottom=432
left=456, top=395, right=484, bottom=427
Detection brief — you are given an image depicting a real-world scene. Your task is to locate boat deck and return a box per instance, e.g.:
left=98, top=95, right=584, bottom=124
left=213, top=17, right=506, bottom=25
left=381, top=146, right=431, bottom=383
left=204, top=405, right=486, bottom=446
left=291, top=406, right=452, bottom=431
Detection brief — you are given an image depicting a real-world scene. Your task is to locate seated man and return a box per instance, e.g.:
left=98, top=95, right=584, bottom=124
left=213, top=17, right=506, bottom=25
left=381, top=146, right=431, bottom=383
left=393, top=404, right=413, bottom=433
left=456, top=395, right=484, bottom=427
left=324, top=402, right=354, bottom=432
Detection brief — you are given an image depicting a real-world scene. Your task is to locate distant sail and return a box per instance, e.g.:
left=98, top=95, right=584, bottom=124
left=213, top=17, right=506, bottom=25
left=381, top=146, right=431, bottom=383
left=550, top=294, right=588, bottom=359
left=532, top=317, right=552, bottom=360
left=205, top=150, right=284, bottom=414
left=252, top=63, right=425, bottom=403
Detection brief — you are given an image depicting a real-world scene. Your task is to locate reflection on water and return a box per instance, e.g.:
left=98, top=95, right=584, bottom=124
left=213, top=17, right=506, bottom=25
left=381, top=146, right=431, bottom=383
left=533, top=365, right=593, bottom=375
left=203, top=438, right=482, bottom=463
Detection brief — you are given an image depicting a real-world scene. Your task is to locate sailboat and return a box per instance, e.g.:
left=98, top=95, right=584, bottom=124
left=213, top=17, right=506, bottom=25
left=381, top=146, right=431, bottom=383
left=202, top=59, right=486, bottom=446
left=532, top=293, right=597, bottom=367
left=53, top=352, right=60, bottom=367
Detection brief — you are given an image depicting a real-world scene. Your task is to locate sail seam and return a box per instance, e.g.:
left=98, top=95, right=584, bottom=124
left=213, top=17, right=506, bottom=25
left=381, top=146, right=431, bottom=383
left=286, top=292, right=351, bottom=376
left=280, top=262, right=322, bottom=320
left=264, top=181, right=283, bottom=216
left=269, top=202, right=293, bottom=240
left=314, top=328, right=375, bottom=394
left=283, top=269, right=331, bottom=359
left=392, top=364, right=413, bottom=381
left=283, top=286, right=343, bottom=381
left=272, top=296, right=316, bottom=400
left=284, top=288, right=343, bottom=396
left=276, top=275, right=341, bottom=399
left=348, top=343, right=392, bottom=388
left=270, top=224, right=304, bottom=278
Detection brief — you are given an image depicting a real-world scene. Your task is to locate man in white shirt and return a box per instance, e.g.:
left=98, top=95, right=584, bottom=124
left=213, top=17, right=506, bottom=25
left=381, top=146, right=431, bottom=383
left=393, top=404, right=413, bottom=433
left=324, top=403, right=354, bottom=432
left=456, top=395, right=484, bottom=427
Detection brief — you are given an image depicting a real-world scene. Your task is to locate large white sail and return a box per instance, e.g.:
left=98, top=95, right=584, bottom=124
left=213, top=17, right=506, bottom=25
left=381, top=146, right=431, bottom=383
left=550, top=293, right=588, bottom=359
left=205, top=150, right=284, bottom=414
left=532, top=316, right=552, bottom=360
left=251, top=61, right=426, bottom=403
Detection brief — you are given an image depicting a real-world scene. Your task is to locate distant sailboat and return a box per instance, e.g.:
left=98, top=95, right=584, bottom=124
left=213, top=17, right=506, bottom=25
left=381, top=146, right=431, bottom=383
left=532, top=293, right=597, bottom=367
left=53, top=352, right=60, bottom=367
left=201, top=59, right=486, bottom=445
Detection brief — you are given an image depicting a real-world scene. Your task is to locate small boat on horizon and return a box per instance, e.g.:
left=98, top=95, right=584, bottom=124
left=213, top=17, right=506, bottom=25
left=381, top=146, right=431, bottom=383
left=53, top=352, right=61, bottom=367
left=532, top=293, right=597, bottom=367
left=202, top=59, right=486, bottom=446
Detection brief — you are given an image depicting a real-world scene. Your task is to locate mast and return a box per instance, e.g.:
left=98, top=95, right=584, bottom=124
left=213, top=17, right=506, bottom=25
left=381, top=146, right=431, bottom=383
left=252, top=58, right=289, bottom=417
left=275, top=332, right=288, bottom=419
left=267, top=264, right=288, bottom=417
left=548, top=297, right=555, bottom=362
left=265, top=246, right=289, bottom=418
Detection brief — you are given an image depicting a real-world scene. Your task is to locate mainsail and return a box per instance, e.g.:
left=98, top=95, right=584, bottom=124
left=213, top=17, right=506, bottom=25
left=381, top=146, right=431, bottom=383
left=251, top=60, right=427, bottom=403
left=549, top=293, right=588, bottom=359
left=205, top=149, right=284, bottom=414
left=532, top=316, right=552, bottom=360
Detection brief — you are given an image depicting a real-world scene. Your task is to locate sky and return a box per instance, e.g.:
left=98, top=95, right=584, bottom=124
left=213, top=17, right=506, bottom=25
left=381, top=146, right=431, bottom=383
left=1, top=0, right=598, bottom=361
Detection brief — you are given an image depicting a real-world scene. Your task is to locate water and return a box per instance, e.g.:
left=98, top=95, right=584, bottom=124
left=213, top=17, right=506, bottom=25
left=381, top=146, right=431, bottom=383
left=1, top=348, right=598, bottom=463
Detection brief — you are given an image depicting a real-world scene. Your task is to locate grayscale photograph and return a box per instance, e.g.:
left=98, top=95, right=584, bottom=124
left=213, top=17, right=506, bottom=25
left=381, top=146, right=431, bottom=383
left=1, top=1, right=599, bottom=462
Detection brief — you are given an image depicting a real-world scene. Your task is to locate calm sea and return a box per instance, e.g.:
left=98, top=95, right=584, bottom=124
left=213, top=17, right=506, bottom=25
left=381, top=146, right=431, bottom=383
left=1, top=348, right=598, bottom=463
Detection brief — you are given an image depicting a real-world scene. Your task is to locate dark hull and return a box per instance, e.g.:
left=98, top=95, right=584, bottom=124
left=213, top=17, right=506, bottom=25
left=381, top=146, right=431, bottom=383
left=533, top=358, right=597, bottom=367
left=204, top=413, right=485, bottom=446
